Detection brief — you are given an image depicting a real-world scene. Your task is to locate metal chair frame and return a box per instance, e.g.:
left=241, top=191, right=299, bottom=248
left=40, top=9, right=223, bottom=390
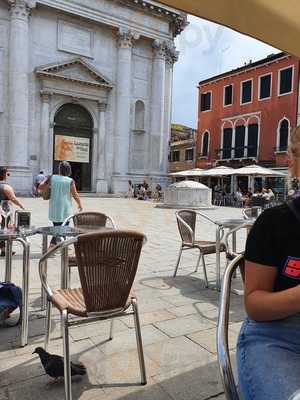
left=217, top=253, right=244, bottom=400
left=62, top=211, right=117, bottom=229
left=39, top=233, right=147, bottom=400
left=174, top=210, right=225, bottom=287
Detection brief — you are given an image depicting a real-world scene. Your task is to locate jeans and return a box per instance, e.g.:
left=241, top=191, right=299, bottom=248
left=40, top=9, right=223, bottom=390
left=237, top=315, right=300, bottom=400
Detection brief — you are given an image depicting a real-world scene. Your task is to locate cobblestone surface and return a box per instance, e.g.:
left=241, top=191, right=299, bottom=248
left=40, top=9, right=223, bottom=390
left=0, top=198, right=247, bottom=400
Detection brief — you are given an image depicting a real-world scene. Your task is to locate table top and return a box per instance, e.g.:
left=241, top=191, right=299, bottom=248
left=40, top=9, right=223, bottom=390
left=214, top=218, right=256, bottom=227
left=35, top=225, right=113, bottom=237
left=0, top=227, right=36, bottom=240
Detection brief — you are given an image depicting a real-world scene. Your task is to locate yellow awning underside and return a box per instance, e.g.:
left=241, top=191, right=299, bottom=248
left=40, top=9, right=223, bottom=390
left=159, top=0, right=300, bottom=57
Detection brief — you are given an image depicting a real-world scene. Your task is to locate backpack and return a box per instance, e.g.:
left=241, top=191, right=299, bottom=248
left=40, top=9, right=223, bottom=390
left=0, top=282, right=22, bottom=327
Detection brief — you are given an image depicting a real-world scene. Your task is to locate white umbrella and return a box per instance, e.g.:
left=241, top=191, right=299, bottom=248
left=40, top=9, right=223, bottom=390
left=201, top=166, right=236, bottom=177
left=233, top=164, right=287, bottom=177
left=169, top=168, right=205, bottom=177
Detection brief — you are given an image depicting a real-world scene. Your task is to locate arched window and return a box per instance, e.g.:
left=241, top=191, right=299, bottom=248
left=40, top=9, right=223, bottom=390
left=202, top=131, right=209, bottom=156
left=134, top=100, right=145, bottom=131
left=278, top=118, right=289, bottom=151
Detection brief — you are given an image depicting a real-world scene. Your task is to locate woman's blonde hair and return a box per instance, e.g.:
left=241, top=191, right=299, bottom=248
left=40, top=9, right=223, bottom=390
left=289, top=125, right=300, bottom=158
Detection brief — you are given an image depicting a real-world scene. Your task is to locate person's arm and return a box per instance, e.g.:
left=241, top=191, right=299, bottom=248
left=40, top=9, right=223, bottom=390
left=3, top=185, right=25, bottom=209
left=70, top=181, right=82, bottom=212
left=37, top=177, right=48, bottom=193
left=245, top=261, right=300, bottom=321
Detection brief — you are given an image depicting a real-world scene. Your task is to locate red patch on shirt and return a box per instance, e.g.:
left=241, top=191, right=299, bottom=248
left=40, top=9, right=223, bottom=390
left=283, top=257, right=300, bottom=279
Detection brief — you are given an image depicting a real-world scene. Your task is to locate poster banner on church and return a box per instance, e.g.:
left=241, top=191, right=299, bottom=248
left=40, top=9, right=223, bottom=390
left=54, top=135, right=90, bottom=163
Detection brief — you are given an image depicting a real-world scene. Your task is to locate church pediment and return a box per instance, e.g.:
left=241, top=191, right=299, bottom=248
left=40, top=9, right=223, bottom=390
left=36, top=58, right=113, bottom=89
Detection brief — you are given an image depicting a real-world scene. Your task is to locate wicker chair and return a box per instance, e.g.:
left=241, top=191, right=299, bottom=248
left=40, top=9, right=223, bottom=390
left=63, top=211, right=116, bottom=230
left=62, top=212, right=116, bottom=269
left=217, top=254, right=245, bottom=400
left=174, top=210, right=226, bottom=287
left=39, top=230, right=147, bottom=400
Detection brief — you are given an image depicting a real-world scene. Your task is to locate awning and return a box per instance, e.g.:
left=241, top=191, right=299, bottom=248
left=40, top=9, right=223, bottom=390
left=158, top=0, right=300, bottom=57
left=201, top=166, right=235, bottom=177
left=169, top=168, right=205, bottom=176
left=233, top=164, right=287, bottom=177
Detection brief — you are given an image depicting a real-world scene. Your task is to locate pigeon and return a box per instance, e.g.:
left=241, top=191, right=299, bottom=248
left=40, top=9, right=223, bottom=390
left=33, top=347, right=86, bottom=383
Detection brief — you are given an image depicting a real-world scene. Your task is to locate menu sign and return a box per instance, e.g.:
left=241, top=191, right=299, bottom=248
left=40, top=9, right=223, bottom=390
left=54, top=135, right=90, bottom=163
left=15, top=211, right=31, bottom=228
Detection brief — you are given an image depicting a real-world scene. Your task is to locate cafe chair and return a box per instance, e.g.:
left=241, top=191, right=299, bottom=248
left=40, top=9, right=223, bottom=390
left=39, top=230, right=147, bottom=400
left=174, top=210, right=226, bottom=287
left=217, top=253, right=245, bottom=400
left=63, top=211, right=116, bottom=231
left=242, top=206, right=262, bottom=220
left=62, top=212, right=117, bottom=276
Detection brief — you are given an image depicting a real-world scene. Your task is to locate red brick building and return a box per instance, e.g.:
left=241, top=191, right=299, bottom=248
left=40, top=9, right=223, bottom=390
left=197, top=52, right=300, bottom=174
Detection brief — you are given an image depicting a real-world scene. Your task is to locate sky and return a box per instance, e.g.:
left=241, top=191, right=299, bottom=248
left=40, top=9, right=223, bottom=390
left=172, top=15, right=280, bottom=128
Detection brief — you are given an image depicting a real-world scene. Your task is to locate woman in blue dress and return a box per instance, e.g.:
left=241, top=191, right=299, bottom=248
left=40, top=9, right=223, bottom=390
left=39, top=161, right=82, bottom=247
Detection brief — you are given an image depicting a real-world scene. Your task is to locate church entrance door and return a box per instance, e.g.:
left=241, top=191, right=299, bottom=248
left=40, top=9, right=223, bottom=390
left=53, top=103, right=93, bottom=192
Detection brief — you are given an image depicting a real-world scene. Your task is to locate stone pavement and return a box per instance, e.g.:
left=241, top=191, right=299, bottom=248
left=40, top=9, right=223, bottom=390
left=0, top=198, right=247, bottom=400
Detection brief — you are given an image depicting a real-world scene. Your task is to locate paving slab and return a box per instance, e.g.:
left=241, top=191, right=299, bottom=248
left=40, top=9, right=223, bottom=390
left=91, top=325, right=169, bottom=355
left=144, top=336, right=214, bottom=373
left=188, top=327, right=237, bottom=354
left=154, top=314, right=216, bottom=338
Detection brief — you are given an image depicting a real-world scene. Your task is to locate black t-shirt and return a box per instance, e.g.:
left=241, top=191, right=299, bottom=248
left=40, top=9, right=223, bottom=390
left=245, top=199, right=300, bottom=291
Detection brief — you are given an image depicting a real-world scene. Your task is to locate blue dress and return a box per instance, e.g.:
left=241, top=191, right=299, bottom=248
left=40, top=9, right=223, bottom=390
left=49, top=175, right=73, bottom=223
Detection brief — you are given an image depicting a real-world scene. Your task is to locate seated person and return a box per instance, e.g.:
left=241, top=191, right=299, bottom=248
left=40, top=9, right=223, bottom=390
left=237, top=125, right=300, bottom=400
left=234, top=188, right=243, bottom=206
left=137, top=185, right=146, bottom=200
left=153, top=184, right=162, bottom=201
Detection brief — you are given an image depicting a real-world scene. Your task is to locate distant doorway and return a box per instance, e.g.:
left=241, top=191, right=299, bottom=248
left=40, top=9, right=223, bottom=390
left=53, top=103, right=93, bottom=191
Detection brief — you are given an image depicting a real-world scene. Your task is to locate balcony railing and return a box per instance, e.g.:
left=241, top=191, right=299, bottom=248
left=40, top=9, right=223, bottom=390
left=274, top=146, right=288, bottom=153
left=216, top=146, right=258, bottom=160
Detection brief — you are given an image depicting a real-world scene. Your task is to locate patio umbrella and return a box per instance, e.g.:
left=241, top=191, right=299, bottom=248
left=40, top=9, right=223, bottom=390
left=158, top=0, right=300, bottom=57
left=233, top=164, right=287, bottom=177
left=201, top=166, right=236, bottom=177
left=169, top=168, right=205, bottom=176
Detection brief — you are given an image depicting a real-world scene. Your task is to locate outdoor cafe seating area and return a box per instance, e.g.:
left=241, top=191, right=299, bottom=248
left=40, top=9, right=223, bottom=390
left=170, top=164, right=287, bottom=209
left=0, top=198, right=259, bottom=400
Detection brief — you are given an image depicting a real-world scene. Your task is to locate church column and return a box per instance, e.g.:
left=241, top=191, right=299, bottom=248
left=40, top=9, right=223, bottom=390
left=112, top=29, right=139, bottom=193
left=162, top=45, right=178, bottom=173
left=149, top=40, right=166, bottom=173
left=96, top=102, right=108, bottom=193
left=8, top=0, right=33, bottom=168
left=40, top=92, right=50, bottom=174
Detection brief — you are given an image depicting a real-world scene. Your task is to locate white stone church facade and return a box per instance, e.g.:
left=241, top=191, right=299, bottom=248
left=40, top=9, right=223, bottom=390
left=0, top=0, right=186, bottom=193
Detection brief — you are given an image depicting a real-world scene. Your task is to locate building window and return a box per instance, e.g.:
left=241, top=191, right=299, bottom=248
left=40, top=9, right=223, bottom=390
left=278, top=118, right=289, bottom=151
left=259, top=74, right=271, bottom=99
left=241, top=80, right=252, bottom=104
left=202, top=131, right=209, bottom=156
left=185, top=148, right=194, bottom=161
left=134, top=100, right=145, bottom=130
left=200, top=92, right=211, bottom=111
left=222, top=127, right=233, bottom=159
left=234, top=125, right=246, bottom=158
left=279, top=66, right=293, bottom=95
left=247, top=123, right=259, bottom=157
left=224, top=84, right=233, bottom=106
left=171, top=150, right=180, bottom=162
